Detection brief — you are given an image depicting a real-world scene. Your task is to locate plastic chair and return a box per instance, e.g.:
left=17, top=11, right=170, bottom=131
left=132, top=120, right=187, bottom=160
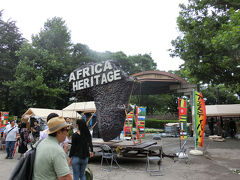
left=146, top=145, right=163, bottom=176
left=100, top=144, right=120, bottom=171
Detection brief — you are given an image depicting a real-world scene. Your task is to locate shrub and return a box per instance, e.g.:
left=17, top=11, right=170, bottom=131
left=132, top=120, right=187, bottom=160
left=145, top=119, right=178, bottom=129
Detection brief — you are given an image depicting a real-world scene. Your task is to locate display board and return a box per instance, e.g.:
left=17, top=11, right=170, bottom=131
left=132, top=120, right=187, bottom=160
left=136, top=106, right=146, bottom=139
left=0, top=112, right=9, bottom=133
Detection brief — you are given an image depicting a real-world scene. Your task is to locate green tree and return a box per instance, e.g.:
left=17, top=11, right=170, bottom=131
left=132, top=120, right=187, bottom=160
left=130, top=93, right=178, bottom=116
left=0, top=10, right=24, bottom=112
left=104, top=52, right=157, bottom=75
left=170, top=0, right=240, bottom=95
left=201, top=84, right=240, bottom=105
left=128, top=54, right=157, bottom=74
left=6, top=17, right=72, bottom=115
left=70, top=43, right=102, bottom=69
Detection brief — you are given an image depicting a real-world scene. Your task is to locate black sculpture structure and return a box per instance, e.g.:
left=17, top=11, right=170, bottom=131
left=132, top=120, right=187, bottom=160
left=69, top=60, right=135, bottom=141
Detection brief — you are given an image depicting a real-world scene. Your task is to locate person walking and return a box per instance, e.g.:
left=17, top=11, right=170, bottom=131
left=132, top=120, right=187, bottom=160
left=33, top=116, right=72, bottom=180
left=68, top=119, right=94, bottom=180
left=18, top=122, right=29, bottom=158
left=3, top=120, right=19, bottom=159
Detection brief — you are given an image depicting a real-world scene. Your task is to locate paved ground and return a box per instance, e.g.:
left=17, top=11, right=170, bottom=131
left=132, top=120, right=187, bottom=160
left=1, top=136, right=240, bottom=180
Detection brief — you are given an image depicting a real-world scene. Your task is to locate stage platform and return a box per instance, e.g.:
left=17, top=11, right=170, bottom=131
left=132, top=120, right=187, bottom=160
left=92, top=138, right=160, bottom=158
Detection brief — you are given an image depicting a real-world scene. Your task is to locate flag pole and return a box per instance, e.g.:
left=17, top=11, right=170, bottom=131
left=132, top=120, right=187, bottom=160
left=190, top=90, right=204, bottom=156
left=177, top=98, right=181, bottom=151
left=193, top=89, right=197, bottom=150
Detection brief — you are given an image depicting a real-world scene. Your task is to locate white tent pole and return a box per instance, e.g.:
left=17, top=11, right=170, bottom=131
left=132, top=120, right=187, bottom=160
left=193, top=89, right=197, bottom=150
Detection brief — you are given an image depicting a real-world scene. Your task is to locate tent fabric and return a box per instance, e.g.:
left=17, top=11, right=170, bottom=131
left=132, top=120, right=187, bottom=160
left=63, top=101, right=96, bottom=113
left=205, top=104, right=240, bottom=117
left=22, top=108, right=81, bottom=121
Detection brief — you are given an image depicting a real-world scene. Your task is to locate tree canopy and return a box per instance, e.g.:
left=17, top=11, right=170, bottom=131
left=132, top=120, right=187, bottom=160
left=0, top=10, right=24, bottom=113
left=170, top=0, right=240, bottom=95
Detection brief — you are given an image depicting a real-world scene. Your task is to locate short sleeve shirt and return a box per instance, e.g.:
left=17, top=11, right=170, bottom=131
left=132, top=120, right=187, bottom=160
left=33, top=136, right=70, bottom=180
left=4, top=125, right=18, bottom=141
left=39, top=129, right=69, bottom=147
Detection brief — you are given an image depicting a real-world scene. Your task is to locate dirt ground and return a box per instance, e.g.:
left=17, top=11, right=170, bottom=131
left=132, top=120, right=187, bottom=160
left=1, top=135, right=240, bottom=180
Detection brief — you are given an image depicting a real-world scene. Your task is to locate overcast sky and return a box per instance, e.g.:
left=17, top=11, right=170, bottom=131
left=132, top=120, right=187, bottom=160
left=1, top=0, right=187, bottom=71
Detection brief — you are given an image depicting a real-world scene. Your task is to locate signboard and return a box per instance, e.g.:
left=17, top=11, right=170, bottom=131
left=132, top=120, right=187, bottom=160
left=69, top=61, right=122, bottom=91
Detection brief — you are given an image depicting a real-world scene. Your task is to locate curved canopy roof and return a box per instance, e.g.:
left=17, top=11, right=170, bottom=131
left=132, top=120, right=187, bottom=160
left=131, top=70, right=195, bottom=95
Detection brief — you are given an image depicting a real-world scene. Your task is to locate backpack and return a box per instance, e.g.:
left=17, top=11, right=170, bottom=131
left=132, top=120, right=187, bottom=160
left=9, top=140, right=42, bottom=180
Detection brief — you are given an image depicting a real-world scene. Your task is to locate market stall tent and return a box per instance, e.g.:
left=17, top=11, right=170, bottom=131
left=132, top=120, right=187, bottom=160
left=63, top=101, right=96, bottom=113
left=22, top=108, right=81, bottom=121
left=205, top=104, right=240, bottom=117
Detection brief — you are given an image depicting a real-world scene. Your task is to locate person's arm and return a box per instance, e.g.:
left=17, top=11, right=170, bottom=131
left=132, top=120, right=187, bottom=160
left=58, top=174, right=72, bottom=180
left=31, top=127, right=36, bottom=132
left=3, top=133, right=6, bottom=140
left=86, top=129, right=94, bottom=157
left=3, top=128, right=7, bottom=140
left=87, top=129, right=93, bottom=152
left=69, top=134, right=76, bottom=158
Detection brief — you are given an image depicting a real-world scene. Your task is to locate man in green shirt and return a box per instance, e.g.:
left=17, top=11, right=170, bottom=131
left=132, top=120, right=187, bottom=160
left=33, top=116, right=72, bottom=180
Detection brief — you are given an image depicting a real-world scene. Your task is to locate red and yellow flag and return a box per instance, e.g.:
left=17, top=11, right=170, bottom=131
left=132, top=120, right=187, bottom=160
left=193, top=91, right=206, bottom=147
left=178, top=98, right=188, bottom=140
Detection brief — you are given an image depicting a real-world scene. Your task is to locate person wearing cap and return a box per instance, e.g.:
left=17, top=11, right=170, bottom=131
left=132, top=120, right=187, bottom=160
left=33, top=116, right=72, bottom=180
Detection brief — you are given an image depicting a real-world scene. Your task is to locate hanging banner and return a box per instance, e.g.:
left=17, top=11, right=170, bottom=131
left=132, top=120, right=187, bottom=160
left=178, top=98, right=188, bottom=140
left=136, top=106, right=146, bottom=139
left=0, top=112, right=9, bottom=133
left=193, top=90, right=206, bottom=147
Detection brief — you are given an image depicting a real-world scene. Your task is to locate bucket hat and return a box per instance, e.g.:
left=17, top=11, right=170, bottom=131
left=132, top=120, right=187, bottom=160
left=47, top=116, right=70, bottom=134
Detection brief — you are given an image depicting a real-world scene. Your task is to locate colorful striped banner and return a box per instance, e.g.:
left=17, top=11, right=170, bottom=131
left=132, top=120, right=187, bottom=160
left=193, top=90, right=206, bottom=147
left=0, top=112, right=9, bottom=133
left=178, top=98, right=188, bottom=140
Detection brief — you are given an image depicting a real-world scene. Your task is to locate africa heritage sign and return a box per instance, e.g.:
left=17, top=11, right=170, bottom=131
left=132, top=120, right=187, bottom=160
left=69, top=60, right=135, bottom=141
left=69, top=61, right=122, bottom=91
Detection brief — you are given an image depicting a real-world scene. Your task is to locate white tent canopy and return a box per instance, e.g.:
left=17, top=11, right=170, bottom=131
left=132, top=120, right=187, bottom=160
left=22, top=108, right=81, bottom=121
left=206, top=104, right=240, bottom=117
left=63, top=101, right=96, bottom=113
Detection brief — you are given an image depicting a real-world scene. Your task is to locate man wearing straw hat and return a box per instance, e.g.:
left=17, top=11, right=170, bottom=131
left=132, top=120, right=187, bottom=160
left=33, top=116, right=72, bottom=180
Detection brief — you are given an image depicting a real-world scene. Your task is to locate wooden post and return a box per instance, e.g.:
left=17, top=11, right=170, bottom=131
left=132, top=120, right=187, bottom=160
left=133, top=114, right=141, bottom=143
left=123, top=104, right=135, bottom=145
left=86, top=112, right=96, bottom=126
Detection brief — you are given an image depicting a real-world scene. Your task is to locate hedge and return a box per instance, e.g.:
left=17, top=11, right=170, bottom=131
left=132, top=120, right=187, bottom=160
left=145, top=119, right=178, bottom=129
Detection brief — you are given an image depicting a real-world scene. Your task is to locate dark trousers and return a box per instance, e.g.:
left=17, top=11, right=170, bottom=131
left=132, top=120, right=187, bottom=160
left=5, top=141, right=16, bottom=158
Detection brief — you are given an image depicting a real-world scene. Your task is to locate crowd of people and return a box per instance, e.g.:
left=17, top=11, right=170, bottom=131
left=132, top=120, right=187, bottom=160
left=2, top=112, right=93, bottom=180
